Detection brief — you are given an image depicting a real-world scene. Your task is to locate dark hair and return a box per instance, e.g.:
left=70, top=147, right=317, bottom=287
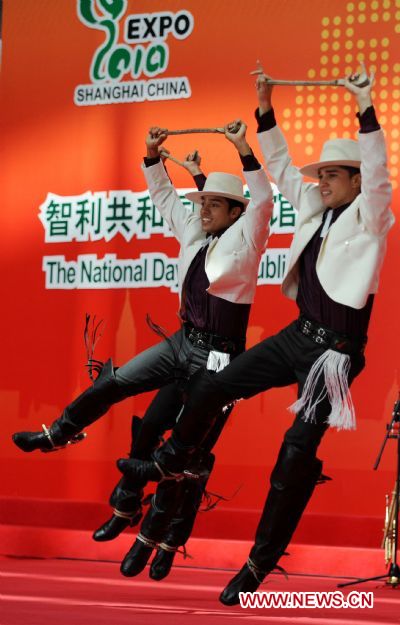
left=227, top=198, right=245, bottom=215
left=340, top=165, right=361, bottom=177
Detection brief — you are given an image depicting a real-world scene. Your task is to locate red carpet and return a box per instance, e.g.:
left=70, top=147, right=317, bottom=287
left=2, top=497, right=399, bottom=624
left=2, top=556, right=400, bottom=625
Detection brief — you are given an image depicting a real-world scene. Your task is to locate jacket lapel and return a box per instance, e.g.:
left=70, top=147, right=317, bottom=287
left=287, top=215, right=322, bottom=272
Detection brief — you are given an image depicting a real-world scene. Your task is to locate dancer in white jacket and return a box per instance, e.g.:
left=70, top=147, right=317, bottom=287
left=121, top=66, right=393, bottom=604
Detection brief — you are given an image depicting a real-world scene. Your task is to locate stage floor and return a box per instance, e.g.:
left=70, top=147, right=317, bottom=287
left=2, top=556, right=400, bottom=625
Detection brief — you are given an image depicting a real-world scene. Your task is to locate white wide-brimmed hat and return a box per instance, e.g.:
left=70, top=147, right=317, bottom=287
left=299, top=138, right=361, bottom=179
left=185, top=172, right=250, bottom=206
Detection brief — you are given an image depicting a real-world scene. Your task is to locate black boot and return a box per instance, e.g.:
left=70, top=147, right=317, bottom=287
left=219, top=560, right=266, bottom=605
left=150, top=402, right=234, bottom=581
left=150, top=547, right=176, bottom=580
left=150, top=451, right=215, bottom=581
left=93, top=417, right=147, bottom=541
left=220, top=443, right=324, bottom=606
left=12, top=359, right=129, bottom=453
left=116, top=366, right=233, bottom=485
left=93, top=513, right=136, bottom=542
left=12, top=423, right=86, bottom=453
left=116, top=457, right=163, bottom=483
left=93, top=493, right=143, bottom=540
left=121, top=454, right=209, bottom=579
left=120, top=479, right=182, bottom=577
left=116, top=431, right=198, bottom=488
left=120, top=534, right=157, bottom=577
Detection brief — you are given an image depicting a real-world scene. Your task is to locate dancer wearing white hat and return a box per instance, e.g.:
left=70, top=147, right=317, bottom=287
left=12, top=120, right=274, bottom=576
left=120, top=65, right=394, bottom=603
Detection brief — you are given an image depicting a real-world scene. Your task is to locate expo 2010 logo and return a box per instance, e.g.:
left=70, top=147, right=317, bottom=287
left=75, top=0, right=194, bottom=106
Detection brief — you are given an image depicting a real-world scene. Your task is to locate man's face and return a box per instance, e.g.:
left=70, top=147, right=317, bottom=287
left=200, top=195, right=240, bottom=234
left=318, top=166, right=361, bottom=209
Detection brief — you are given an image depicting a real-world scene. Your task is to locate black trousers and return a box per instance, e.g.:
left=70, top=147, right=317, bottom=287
left=111, top=381, right=233, bottom=514
left=111, top=383, right=182, bottom=513
left=164, top=319, right=365, bottom=572
left=176, top=320, right=365, bottom=455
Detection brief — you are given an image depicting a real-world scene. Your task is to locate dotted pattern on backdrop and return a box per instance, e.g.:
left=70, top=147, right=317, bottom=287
left=280, top=0, right=400, bottom=189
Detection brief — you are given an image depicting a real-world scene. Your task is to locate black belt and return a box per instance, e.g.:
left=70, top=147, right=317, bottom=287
left=184, top=324, right=244, bottom=354
left=297, top=315, right=367, bottom=355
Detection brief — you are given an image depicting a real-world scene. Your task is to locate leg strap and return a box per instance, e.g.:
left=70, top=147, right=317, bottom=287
left=137, top=533, right=158, bottom=549
left=112, top=508, right=138, bottom=521
left=40, top=424, right=87, bottom=453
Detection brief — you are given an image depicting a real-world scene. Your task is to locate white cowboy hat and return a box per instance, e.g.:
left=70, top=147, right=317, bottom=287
left=299, top=138, right=361, bottom=179
left=185, top=172, right=250, bottom=206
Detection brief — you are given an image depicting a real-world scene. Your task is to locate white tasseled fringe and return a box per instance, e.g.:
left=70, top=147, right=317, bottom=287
left=288, top=349, right=356, bottom=431
left=206, top=350, right=230, bottom=373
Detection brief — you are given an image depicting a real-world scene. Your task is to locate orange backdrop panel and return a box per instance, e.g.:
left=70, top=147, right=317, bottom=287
left=1, top=0, right=399, bottom=522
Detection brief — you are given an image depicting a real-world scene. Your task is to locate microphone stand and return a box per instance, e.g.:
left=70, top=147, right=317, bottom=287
left=338, top=396, right=400, bottom=588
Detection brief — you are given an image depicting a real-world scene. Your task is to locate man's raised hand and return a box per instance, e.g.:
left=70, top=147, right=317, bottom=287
left=182, top=150, right=202, bottom=176
left=223, top=120, right=252, bottom=157
left=146, top=126, right=168, bottom=158
left=343, top=61, right=374, bottom=114
left=251, top=60, right=273, bottom=115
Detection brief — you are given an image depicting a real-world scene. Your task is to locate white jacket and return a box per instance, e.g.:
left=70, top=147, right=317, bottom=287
left=142, top=162, right=274, bottom=304
left=258, top=126, right=394, bottom=309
